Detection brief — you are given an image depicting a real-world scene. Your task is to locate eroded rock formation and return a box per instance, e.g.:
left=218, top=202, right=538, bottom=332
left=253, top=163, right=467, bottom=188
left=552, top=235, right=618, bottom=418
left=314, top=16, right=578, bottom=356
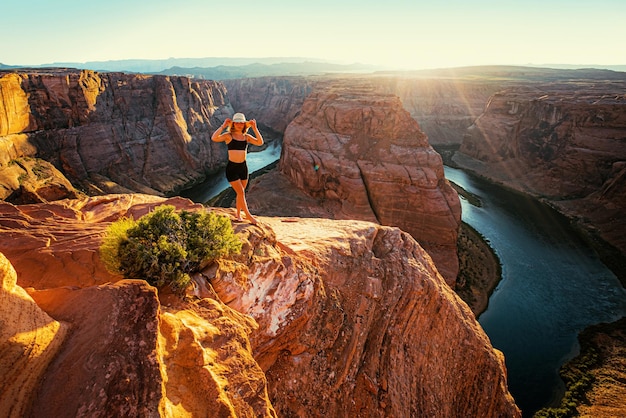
left=223, top=75, right=502, bottom=146
left=223, top=77, right=314, bottom=134
left=374, top=77, right=503, bottom=145
left=0, top=69, right=231, bottom=201
left=278, top=81, right=462, bottom=284
left=0, top=194, right=519, bottom=417
left=456, top=83, right=626, bottom=264
left=0, top=253, right=68, bottom=418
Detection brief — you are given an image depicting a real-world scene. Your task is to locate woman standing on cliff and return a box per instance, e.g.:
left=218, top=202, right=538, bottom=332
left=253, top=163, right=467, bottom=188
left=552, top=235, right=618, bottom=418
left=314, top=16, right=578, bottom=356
left=211, top=112, right=264, bottom=224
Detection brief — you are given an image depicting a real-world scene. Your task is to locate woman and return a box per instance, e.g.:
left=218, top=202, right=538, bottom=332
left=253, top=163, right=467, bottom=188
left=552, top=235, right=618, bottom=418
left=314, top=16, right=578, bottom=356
left=211, top=112, right=264, bottom=224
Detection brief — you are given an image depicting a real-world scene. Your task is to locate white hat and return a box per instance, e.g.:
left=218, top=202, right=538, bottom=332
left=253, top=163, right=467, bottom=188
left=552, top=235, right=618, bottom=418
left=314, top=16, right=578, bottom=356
left=232, top=112, right=246, bottom=123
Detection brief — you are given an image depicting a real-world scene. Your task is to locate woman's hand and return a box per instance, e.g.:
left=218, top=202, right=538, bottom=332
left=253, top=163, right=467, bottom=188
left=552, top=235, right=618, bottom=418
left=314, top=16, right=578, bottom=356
left=223, top=118, right=232, bottom=128
left=248, top=119, right=257, bottom=130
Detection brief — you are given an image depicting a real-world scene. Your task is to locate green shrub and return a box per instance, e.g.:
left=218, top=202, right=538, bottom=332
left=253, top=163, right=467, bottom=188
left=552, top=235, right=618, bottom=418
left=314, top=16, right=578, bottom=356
left=533, top=347, right=598, bottom=418
left=100, top=205, right=241, bottom=293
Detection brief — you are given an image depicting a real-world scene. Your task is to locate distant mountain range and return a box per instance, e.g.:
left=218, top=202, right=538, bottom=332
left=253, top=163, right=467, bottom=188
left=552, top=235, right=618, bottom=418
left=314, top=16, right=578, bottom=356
left=0, top=57, right=383, bottom=77
left=393, top=65, right=626, bottom=81
left=1, top=57, right=625, bottom=80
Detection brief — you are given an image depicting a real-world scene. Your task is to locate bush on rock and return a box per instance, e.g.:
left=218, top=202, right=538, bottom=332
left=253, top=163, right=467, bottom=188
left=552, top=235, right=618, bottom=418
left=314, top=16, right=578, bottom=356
left=100, top=205, right=241, bottom=293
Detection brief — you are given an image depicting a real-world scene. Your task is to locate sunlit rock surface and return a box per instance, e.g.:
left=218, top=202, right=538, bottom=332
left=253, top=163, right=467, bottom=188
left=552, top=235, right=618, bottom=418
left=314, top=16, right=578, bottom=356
left=277, top=81, right=462, bottom=284
left=456, top=82, right=626, bottom=260
left=0, top=69, right=231, bottom=199
left=0, top=253, right=68, bottom=418
left=0, top=194, right=518, bottom=417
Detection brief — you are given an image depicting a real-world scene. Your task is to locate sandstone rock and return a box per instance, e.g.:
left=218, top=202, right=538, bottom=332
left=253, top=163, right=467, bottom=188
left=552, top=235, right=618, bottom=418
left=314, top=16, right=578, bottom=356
left=1, top=194, right=518, bottom=417
left=0, top=69, right=231, bottom=197
left=159, top=296, right=276, bottom=418
left=223, top=77, right=314, bottom=133
left=373, top=77, right=503, bottom=145
left=456, top=83, right=626, bottom=260
left=278, top=82, right=461, bottom=284
left=26, top=280, right=164, bottom=418
left=0, top=194, right=203, bottom=289
left=0, top=157, right=81, bottom=203
left=210, top=217, right=520, bottom=417
left=574, top=318, right=626, bottom=418
left=0, top=252, right=68, bottom=418
left=222, top=75, right=503, bottom=146
left=0, top=195, right=276, bottom=417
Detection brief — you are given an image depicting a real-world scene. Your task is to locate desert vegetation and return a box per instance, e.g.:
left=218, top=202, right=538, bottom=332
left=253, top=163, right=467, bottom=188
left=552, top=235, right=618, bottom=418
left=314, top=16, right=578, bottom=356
left=100, top=205, right=241, bottom=293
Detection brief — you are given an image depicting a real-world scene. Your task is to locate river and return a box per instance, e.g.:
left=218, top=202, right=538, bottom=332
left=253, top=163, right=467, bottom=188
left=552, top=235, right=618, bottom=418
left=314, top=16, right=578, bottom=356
left=444, top=166, right=626, bottom=416
left=182, top=147, right=626, bottom=416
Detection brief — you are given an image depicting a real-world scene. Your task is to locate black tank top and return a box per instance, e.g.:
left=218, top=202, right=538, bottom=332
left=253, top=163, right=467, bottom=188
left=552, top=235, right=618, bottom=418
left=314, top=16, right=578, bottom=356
left=227, top=137, right=248, bottom=151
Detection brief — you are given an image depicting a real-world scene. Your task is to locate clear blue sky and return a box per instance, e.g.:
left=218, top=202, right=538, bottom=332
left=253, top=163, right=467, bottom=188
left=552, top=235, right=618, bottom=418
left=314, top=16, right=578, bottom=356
left=3, top=0, right=625, bottom=69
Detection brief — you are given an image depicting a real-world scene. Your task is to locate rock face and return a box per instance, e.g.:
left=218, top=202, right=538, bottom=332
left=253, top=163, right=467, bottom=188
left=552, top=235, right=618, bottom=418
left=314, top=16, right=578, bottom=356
left=223, top=77, right=314, bottom=134
left=0, top=253, right=68, bottom=418
left=223, top=75, right=500, bottom=146
left=0, top=157, right=81, bottom=203
left=0, top=195, right=276, bottom=418
left=374, top=77, right=503, bottom=145
left=230, top=217, right=519, bottom=417
left=0, top=194, right=519, bottom=417
left=279, top=81, right=462, bottom=284
left=0, top=69, right=231, bottom=200
left=456, top=83, right=626, bottom=261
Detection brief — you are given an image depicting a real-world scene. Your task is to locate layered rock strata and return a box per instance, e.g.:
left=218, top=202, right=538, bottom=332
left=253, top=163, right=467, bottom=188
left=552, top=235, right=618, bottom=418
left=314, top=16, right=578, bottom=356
left=223, top=77, right=315, bottom=134
left=0, top=253, right=68, bottom=418
left=0, top=195, right=276, bottom=417
left=0, top=194, right=519, bottom=417
left=278, top=82, right=462, bottom=284
left=0, top=69, right=231, bottom=201
left=456, top=83, right=626, bottom=264
left=223, top=75, right=501, bottom=145
left=374, top=77, right=503, bottom=145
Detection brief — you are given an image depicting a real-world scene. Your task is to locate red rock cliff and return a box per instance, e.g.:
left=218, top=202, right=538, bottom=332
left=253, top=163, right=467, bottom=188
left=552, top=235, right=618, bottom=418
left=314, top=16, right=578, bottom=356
left=223, top=74, right=504, bottom=146
left=456, top=83, right=626, bottom=262
left=223, top=77, right=314, bottom=133
left=278, top=81, right=462, bottom=284
left=0, top=69, right=231, bottom=199
left=0, top=195, right=519, bottom=417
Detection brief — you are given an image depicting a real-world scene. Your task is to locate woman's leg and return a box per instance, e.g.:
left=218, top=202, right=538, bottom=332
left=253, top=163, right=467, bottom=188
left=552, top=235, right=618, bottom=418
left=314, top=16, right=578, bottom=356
left=229, top=179, right=257, bottom=224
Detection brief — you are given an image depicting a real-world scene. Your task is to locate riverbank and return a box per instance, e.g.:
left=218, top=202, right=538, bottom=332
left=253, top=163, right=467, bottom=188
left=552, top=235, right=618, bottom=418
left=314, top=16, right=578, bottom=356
left=534, top=317, right=626, bottom=417
left=455, top=222, right=502, bottom=317
left=449, top=150, right=626, bottom=287
left=441, top=150, right=626, bottom=417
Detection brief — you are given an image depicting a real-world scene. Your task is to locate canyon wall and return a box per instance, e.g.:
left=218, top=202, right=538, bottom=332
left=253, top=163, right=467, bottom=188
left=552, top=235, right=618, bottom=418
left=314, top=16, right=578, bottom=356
left=277, top=80, right=462, bottom=285
left=223, top=77, right=315, bottom=134
left=373, top=77, right=503, bottom=145
left=224, top=75, right=501, bottom=145
left=0, top=69, right=231, bottom=201
left=0, top=194, right=519, bottom=417
left=456, top=82, right=626, bottom=264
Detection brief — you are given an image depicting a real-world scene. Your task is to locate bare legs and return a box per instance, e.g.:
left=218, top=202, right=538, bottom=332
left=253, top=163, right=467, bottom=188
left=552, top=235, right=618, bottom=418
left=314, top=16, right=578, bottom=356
left=229, top=179, right=257, bottom=225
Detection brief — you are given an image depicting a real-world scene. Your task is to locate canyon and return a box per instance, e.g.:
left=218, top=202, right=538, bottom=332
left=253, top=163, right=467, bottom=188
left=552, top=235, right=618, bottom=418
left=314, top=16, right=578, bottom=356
left=2, top=66, right=626, bottom=416
left=0, top=68, right=231, bottom=200
left=455, top=81, right=626, bottom=278
left=0, top=195, right=519, bottom=417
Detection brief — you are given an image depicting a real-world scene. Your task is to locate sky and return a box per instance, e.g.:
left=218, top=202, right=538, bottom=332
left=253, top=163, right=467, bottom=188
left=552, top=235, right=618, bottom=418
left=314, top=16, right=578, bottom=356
left=3, top=0, right=625, bottom=70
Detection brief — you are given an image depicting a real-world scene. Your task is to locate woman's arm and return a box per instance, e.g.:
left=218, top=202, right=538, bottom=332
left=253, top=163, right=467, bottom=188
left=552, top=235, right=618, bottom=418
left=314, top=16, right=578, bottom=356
left=246, top=119, right=264, bottom=146
left=211, top=119, right=232, bottom=142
